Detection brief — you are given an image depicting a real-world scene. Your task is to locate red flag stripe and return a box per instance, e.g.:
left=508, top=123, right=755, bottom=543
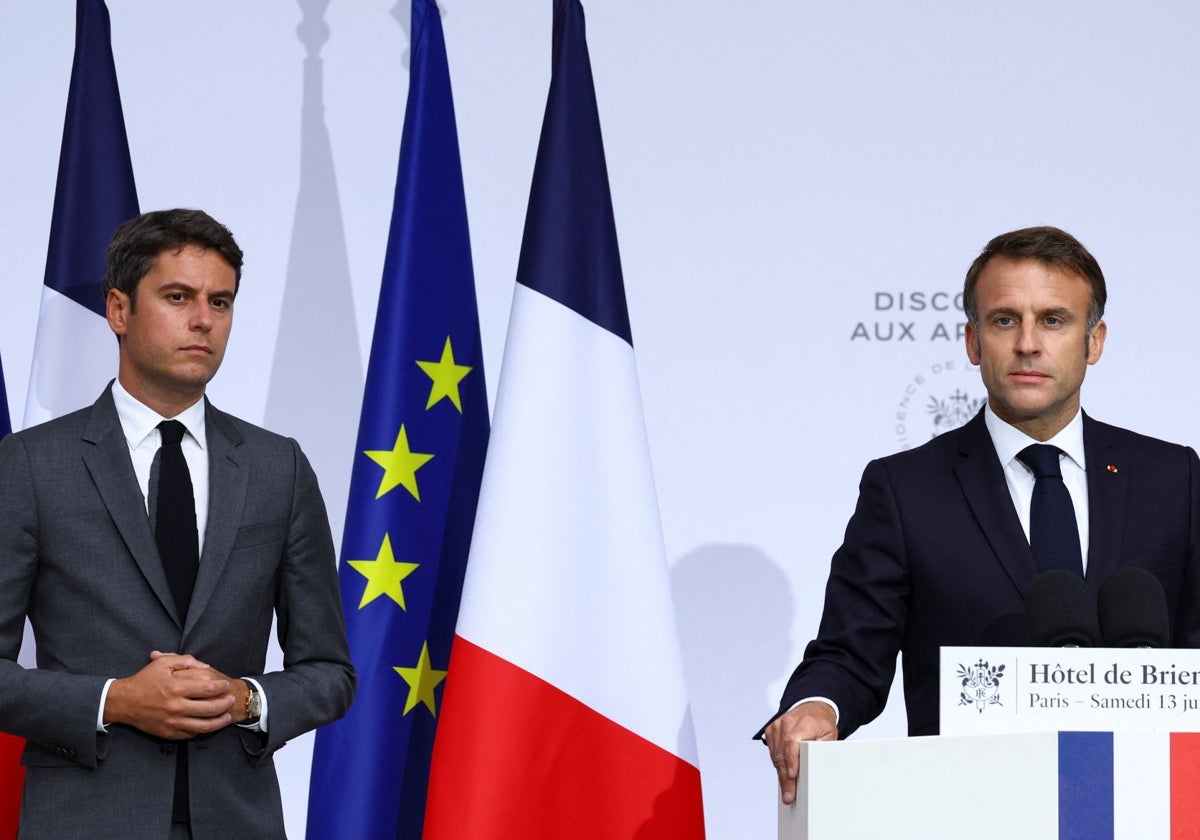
left=426, top=637, right=703, bottom=839
left=0, top=733, right=24, bottom=840
left=1171, top=732, right=1200, bottom=838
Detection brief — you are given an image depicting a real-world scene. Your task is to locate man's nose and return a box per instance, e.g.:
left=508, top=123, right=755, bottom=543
left=190, top=302, right=213, bottom=330
left=1014, top=322, right=1039, bottom=354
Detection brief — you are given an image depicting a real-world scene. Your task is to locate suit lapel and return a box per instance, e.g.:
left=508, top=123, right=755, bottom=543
left=81, top=387, right=182, bottom=625
left=184, top=402, right=247, bottom=637
left=953, top=411, right=1038, bottom=592
left=1083, top=413, right=1126, bottom=593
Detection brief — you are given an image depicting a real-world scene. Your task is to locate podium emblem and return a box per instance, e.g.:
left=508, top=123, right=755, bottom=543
left=957, top=659, right=1005, bottom=712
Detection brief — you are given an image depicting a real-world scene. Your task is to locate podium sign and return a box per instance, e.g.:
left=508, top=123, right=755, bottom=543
left=940, top=646, right=1200, bottom=736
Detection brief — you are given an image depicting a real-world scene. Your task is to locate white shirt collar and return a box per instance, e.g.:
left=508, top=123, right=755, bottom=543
left=984, top=402, right=1085, bottom=472
left=111, top=379, right=207, bottom=451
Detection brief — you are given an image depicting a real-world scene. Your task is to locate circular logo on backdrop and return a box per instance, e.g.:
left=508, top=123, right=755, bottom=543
left=894, top=359, right=986, bottom=450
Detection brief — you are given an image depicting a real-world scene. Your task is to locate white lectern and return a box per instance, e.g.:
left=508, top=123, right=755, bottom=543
left=778, top=647, right=1200, bottom=839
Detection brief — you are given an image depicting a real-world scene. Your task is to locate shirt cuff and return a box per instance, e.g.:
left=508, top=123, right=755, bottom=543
left=97, top=678, right=116, bottom=732
left=789, top=696, right=840, bottom=725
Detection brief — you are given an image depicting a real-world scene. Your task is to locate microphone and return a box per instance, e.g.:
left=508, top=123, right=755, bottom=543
left=1024, top=570, right=1101, bottom=647
left=1098, top=567, right=1170, bottom=648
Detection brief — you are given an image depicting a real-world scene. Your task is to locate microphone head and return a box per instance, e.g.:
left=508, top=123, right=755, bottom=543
left=1024, top=570, right=1101, bottom=647
left=1098, top=567, right=1171, bottom=648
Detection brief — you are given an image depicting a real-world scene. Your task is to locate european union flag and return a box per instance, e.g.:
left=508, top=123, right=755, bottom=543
left=305, top=1, right=488, bottom=837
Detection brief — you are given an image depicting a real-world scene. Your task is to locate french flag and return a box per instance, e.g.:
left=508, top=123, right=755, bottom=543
left=423, top=1, right=706, bottom=836
left=3, top=4, right=138, bottom=837
left=24, top=0, right=138, bottom=429
left=0, top=356, right=16, bottom=840
left=1060, top=731, right=1200, bottom=839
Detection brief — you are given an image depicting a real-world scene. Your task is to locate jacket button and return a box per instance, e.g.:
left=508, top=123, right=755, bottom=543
left=160, top=743, right=176, bottom=755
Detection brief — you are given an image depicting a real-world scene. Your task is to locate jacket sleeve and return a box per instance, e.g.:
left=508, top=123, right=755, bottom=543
left=770, top=458, right=911, bottom=739
left=244, top=441, right=355, bottom=761
left=1170, top=445, right=1200, bottom=649
left=0, top=433, right=109, bottom=769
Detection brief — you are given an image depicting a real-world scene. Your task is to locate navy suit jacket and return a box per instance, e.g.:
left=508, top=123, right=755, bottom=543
left=769, top=410, right=1200, bottom=738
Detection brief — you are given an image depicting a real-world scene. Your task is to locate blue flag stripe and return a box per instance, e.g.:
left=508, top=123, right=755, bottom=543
left=44, top=0, right=139, bottom=316
left=1059, top=731, right=1114, bottom=840
left=513, top=0, right=633, bottom=346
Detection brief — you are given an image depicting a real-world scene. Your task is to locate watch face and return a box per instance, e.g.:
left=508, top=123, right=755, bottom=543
left=244, top=681, right=262, bottom=719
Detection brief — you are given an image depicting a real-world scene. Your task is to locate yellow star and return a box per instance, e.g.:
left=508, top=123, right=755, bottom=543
left=364, top=425, right=433, bottom=501
left=347, top=534, right=419, bottom=610
left=416, top=336, right=473, bottom=412
left=394, top=641, right=448, bottom=716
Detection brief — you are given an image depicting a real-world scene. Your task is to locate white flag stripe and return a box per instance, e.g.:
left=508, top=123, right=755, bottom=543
left=24, top=288, right=116, bottom=429
left=1113, top=731, right=1169, bottom=839
left=458, top=283, right=696, bottom=763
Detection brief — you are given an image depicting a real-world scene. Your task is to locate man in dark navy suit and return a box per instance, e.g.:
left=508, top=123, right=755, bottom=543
left=761, top=226, right=1200, bottom=806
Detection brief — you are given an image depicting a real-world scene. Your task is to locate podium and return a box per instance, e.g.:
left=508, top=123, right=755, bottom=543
left=780, top=730, right=1200, bottom=839
left=779, top=648, right=1200, bottom=839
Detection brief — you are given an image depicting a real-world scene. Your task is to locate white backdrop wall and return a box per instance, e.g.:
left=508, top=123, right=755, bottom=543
left=4, top=3, right=1200, bottom=838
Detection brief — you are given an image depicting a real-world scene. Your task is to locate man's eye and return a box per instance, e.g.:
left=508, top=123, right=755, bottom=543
left=995, top=316, right=1014, bottom=326
left=1044, top=316, right=1061, bottom=326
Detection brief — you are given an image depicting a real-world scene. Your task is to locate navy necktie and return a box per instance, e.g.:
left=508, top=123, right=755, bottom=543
left=1017, top=444, right=1083, bottom=577
left=155, top=420, right=199, bottom=620
left=155, top=419, right=199, bottom=826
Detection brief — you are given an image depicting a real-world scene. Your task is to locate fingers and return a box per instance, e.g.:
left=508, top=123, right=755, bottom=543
left=767, top=743, right=798, bottom=806
left=149, top=650, right=211, bottom=670
left=141, top=689, right=237, bottom=740
left=169, top=668, right=233, bottom=699
left=765, top=702, right=839, bottom=805
left=158, top=708, right=235, bottom=739
left=764, top=721, right=800, bottom=805
left=105, top=655, right=237, bottom=739
left=156, top=656, right=236, bottom=732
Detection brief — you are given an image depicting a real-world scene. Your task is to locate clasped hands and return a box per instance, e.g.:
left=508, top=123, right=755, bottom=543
left=103, top=650, right=251, bottom=740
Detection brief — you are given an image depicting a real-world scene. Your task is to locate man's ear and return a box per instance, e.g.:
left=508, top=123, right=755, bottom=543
left=106, top=288, right=130, bottom=338
left=1086, top=320, right=1107, bottom=365
left=965, top=320, right=981, bottom=365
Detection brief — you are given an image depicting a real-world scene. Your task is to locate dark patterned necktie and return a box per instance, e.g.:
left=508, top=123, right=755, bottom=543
left=154, top=419, right=199, bottom=826
left=1017, top=444, right=1083, bottom=577
left=155, top=420, right=199, bottom=618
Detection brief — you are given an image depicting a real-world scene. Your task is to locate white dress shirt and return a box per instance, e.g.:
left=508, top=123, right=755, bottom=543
left=983, top=403, right=1090, bottom=571
left=112, top=380, right=210, bottom=554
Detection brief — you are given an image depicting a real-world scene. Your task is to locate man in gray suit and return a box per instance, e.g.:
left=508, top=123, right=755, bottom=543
left=0, top=209, right=355, bottom=839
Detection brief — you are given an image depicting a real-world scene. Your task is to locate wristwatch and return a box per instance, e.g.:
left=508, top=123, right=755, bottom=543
left=242, top=679, right=262, bottom=722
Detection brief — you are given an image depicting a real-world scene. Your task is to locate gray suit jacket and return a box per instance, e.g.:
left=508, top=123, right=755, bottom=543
left=0, top=386, right=355, bottom=839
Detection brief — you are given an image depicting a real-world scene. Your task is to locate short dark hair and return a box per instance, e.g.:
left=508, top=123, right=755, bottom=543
left=103, top=208, right=243, bottom=305
left=963, top=226, right=1106, bottom=331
